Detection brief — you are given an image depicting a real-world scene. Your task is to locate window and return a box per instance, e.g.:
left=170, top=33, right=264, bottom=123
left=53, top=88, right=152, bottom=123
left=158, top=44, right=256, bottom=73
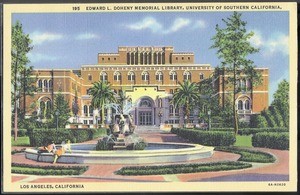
left=84, top=120, right=88, bottom=124
left=139, top=99, right=152, bottom=107
left=100, top=72, right=108, bottom=82
left=114, top=71, right=121, bottom=81
left=86, top=88, right=92, bottom=95
left=170, top=89, right=174, bottom=94
left=43, top=80, right=48, bottom=88
left=84, top=105, right=88, bottom=116
left=183, top=71, right=191, bottom=81
left=176, top=57, right=178, bottom=60
left=128, top=71, right=135, bottom=81
left=199, top=73, right=204, bottom=80
left=182, top=57, right=184, bottom=60
left=169, top=71, right=177, bottom=81
left=89, top=105, right=93, bottom=116
left=114, top=58, right=116, bottom=61
left=108, top=58, right=110, bottom=61
left=156, top=71, right=163, bottom=81
left=88, top=74, right=92, bottom=81
left=102, top=58, right=104, bottom=61
left=38, top=80, right=42, bottom=88
left=238, top=100, right=243, bottom=110
left=48, top=80, right=53, bottom=88
left=188, top=57, right=190, bottom=60
left=142, top=71, right=149, bottom=81
left=245, top=100, right=250, bottom=110
left=169, top=105, right=174, bottom=116
left=89, top=120, right=93, bottom=124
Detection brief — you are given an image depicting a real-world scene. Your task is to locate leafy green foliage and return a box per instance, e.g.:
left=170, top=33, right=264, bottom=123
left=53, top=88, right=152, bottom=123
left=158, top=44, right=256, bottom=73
left=249, top=114, right=268, bottom=128
left=90, top=81, right=116, bottom=125
left=11, top=163, right=88, bottom=175
left=28, top=128, right=107, bottom=147
left=171, top=128, right=236, bottom=146
left=172, top=80, right=200, bottom=124
left=115, top=161, right=252, bottom=175
left=215, top=147, right=276, bottom=163
left=261, top=109, right=277, bottom=127
left=252, top=132, right=289, bottom=150
left=95, top=135, right=115, bottom=150
left=51, top=91, right=71, bottom=128
left=210, top=12, right=261, bottom=134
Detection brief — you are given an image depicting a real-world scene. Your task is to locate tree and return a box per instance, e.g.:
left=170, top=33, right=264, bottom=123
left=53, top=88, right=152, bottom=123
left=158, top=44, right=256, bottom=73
left=269, top=105, right=284, bottom=127
left=52, top=91, right=71, bottom=128
left=271, top=80, right=289, bottom=127
left=172, top=80, right=200, bottom=125
left=117, top=90, right=129, bottom=114
left=250, top=114, right=268, bottom=128
left=210, top=11, right=261, bottom=135
left=72, top=89, right=79, bottom=123
left=90, top=81, right=116, bottom=126
left=261, top=109, right=277, bottom=127
left=11, top=21, right=33, bottom=140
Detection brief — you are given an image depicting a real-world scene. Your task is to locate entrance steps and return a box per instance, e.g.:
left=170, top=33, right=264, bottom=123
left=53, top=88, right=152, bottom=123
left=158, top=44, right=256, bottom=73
left=135, top=125, right=164, bottom=134
left=113, top=137, right=127, bottom=150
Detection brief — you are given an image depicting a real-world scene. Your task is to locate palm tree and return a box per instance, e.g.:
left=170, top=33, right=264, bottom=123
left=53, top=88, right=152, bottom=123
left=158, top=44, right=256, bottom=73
left=117, top=90, right=129, bottom=114
left=171, top=80, right=200, bottom=126
left=90, top=81, right=116, bottom=126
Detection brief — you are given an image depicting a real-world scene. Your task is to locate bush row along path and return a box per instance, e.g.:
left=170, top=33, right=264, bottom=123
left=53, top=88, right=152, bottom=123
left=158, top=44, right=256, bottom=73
left=11, top=126, right=289, bottom=183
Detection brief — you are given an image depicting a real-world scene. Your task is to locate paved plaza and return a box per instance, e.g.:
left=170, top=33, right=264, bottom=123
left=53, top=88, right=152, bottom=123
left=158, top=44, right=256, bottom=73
left=11, top=126, right=289, bottom=182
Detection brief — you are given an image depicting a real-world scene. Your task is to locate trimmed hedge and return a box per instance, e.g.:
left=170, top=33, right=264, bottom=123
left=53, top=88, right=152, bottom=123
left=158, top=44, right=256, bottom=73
left=252, top=132, right=289, bottom=150
left=215, top=146, right=276, bottom=163
left=115, top=161, right=252, bottom=175
left=171, top=128, right=235, bottom=146
left=28, top=128, right=107, bottom=147
left=238, top=127, right=289, bottom=135
left=11, top=163, right=88, bottom=175
left=182, top=127, right=289, bottom=136
left=11, top=129, right=27, bottom=137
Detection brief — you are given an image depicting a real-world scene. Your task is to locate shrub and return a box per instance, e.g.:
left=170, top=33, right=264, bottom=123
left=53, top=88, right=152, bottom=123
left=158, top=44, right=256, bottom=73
left=215, top=146, right=276, bottom=163
left=11, top=129, right=27, bottom=137
left=171, top=128, right=235, bottom=146
left=249, top=114, right=268, bottom=128
left=125, top=134, right=148, bottom=150
left=115, top=161, right=252, bottom=175
left=252, top=132, right=289, bottom=150
left=238, top=127, right=288, bottom=135
left=95, top=136, right=115, bottom=150
left=28, top=128, right=108, bottom=147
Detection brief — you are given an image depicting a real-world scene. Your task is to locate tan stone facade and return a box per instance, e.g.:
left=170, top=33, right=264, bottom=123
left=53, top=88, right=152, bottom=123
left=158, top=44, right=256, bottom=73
left=25, top=46, right=269, bottom=126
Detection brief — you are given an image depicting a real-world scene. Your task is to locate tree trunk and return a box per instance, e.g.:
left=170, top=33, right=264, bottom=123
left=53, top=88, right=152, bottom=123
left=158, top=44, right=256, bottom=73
left=14, top=61, right=18, bottom=141
left=23, top=68, right=26, bottom=117
left=233, top=63, right=239, bottom=135
left=102, top=104, right=105, bottom=127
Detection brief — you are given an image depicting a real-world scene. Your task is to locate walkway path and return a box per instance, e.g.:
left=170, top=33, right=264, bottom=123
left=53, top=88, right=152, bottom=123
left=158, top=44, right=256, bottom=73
left=11, top=126, right=289, bottom=183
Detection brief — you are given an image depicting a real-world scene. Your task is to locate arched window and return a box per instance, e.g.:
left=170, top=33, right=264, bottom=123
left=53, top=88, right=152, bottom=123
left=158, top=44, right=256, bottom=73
left=38, top=80, right=43, bottom=88
left=128, top=71, right=135, bottom=81
left=131, top=53, right=135, bottom=65
left=175, top=106, right=179, bottom=116
left=156, top=71, right=163, bottom=81
left=139, top=99, right=152, bottom=107
left=183, top=71, right=191, bottom=81
left=48, top=80, right=52, bottom=89
left=88, top=74, right=92, bottom=81
left=84, top=105, right=88, bottom=116
left=158, top=98, right=162, bottom=107
left=89, top=105, right=93, bottom=116
left=169, top=71, right=177, bottom=81
left=114, top=71, right=121, bottom=81
left=238, top=100, right=243, bottom=110
left=100, top=72, right=108, bottom=82
left=244, top=100, right=250, bottom=110
left=199, top=73, right=204, bottom=80
left=43, top=80, right=48, bottom=89
left=142, top=71, right=149, bottom=81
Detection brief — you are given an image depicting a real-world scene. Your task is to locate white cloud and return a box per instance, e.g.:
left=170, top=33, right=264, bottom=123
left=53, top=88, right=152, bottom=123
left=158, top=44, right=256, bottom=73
left=193, top=20, right=206, bottom=29
left=75, top=33, right=100, bottom=40
left=126, top=17, right=163, bottom=33
left=28, top=53, right=59, bottom=63
left=163, top=18, right=191, bottom=34
left=126, top=17, right=204, bottom=34
left=249, top=30, right=289, bottom=57
left=31, top=31, right=63, bottom=45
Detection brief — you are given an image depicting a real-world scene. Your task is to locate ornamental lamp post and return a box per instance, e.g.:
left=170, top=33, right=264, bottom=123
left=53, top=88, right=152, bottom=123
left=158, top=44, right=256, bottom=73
left=55, top=110, right=60, bottom=130
left=207, top=110, right=211, bottom=131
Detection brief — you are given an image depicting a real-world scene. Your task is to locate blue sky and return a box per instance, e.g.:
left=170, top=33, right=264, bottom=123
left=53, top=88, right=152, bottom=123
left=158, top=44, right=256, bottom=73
left=12, top=11, right=289, bottom=104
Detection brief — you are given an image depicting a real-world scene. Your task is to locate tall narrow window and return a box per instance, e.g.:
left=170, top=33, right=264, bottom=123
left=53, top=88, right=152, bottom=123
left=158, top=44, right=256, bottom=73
left=89, top=105, right=93, bottom=116
left=244, top=100, right=250, bottom=110
left=100, top=72, right=108, bottom=82
left=128, top=71, right=135, bottom=81
left=169, top=71, right=177, bottom=81
left=88, top=74, right=92, bottom=81
left=114, top=71, right=121, bottom=81
left=38, top=80, right=42, bottom=88
left=84, top=105, right=88, bottom=116
left=142, top=71, right=149, bottom=81
left=238, top=100, right=243, bottom=110
left=199, top=73, right=204, bottom=80
left=183, top=71, right=191, bottom=81
left=169, top=105, right=174, bottom=116
left=156, top=71, right=163, bottom=81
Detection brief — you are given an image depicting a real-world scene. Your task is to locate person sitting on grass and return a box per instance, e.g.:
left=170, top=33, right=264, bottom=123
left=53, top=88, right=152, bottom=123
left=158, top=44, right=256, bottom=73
left=53, top=140, right=72, bottom=164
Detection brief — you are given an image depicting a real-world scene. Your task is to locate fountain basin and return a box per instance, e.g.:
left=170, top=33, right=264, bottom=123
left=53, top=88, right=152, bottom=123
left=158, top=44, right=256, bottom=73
left=25, top=142, right=214, bottom=164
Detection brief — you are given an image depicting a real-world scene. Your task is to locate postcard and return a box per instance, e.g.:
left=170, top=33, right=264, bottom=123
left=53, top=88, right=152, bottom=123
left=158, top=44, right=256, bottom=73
left=2, top=2, right=297, bottom=193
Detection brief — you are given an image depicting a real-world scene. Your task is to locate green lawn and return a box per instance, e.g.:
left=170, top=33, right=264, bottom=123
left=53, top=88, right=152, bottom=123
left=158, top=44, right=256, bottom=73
left=11, top=136, right=30, bottom=146
left=234, top=135, right=252, bottom=147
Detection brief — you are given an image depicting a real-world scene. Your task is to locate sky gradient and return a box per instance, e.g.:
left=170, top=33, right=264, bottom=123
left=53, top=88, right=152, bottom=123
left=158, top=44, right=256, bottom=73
left=12, top=11, right=289, bottom=104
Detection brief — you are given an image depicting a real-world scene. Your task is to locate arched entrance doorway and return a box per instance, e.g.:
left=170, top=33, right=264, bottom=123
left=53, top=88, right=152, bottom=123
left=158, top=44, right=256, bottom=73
left=137, top=97, right=155, bottom=125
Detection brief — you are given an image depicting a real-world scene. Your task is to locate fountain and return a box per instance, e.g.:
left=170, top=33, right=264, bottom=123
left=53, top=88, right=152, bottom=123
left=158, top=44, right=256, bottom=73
left=24, top=100, right=215, bottom=164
